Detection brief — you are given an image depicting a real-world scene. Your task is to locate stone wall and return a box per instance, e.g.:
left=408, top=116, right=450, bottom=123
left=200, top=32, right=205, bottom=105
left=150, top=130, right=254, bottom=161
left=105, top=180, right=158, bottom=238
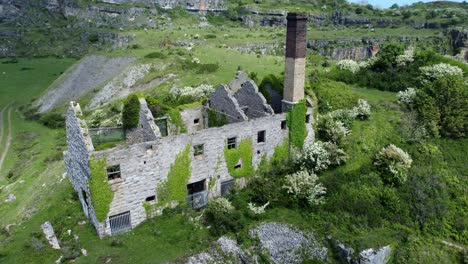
left=126, top=98, right=161, bottom=144
left=180, top=106, right=205, bottom=133
left=63, top=102, right=107, bottom=237
left=233, top=80, right=274, bottom=119
left=209, top=85, right=248, bottom=124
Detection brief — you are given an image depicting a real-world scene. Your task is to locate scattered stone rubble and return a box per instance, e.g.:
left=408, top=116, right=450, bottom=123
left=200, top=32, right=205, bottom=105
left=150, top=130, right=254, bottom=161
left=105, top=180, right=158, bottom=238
left=41, top=221, right=61, bottom=250
left=250, top=222, right=328, bottom=263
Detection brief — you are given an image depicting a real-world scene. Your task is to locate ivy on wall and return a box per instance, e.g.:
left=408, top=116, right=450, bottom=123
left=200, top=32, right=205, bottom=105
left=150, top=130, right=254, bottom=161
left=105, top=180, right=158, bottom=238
left=163, top=144, right=192, bottom=204
left=224, top=138, right=255, bottom=178
left=88, top=156, right=114, bottom=222
left=287, top=99, right=308, bottom=149
left=168, top=109, right=187, bottom=134
left=122, top=94, right=140, bottom=129
left=208, top=108, right=228, bottom=128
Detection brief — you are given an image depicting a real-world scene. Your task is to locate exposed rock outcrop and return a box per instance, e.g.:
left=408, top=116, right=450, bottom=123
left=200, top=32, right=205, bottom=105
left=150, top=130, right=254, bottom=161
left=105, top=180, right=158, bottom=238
left=41, top=221, right=60, bottom=250
left=359, top=246, right=391, bottom=264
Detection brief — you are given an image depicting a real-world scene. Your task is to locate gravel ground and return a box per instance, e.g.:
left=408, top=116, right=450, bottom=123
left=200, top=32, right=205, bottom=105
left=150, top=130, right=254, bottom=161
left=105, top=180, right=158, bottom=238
left=250, top=222, right=328, bottom=263
left=36, top=55, right=136, bottom=113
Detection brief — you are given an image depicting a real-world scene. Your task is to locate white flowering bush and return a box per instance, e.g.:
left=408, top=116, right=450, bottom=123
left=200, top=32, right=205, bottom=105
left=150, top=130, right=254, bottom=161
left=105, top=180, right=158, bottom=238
left=397, top=88, right=417, bottom=106
left=328, top=109, right=357, bottom=129
left=170, top=84, right=214, bottom=100
left=353, top=99, right=371, bottom=120
left=283, top=170, right=326, bottom=205
left=395, top=48, right=415, bottom=67
left=358, top=56, right=378, bottom=69
left=374, top=144, right=413, bottom=186
left=337, top=59, right=360, bottom=74
left=207, top=197, right=234, bottom=213
left=317, top=115, right=351, bottom=144
left=323, top=142, right=348, bottom=166
left=248, top=201, right=269, bottom=214
left=192, top=57, right=200, bottom=64
left=297, top=141, right=331, bottom=172
left=420, top=63, right=463, bottom=82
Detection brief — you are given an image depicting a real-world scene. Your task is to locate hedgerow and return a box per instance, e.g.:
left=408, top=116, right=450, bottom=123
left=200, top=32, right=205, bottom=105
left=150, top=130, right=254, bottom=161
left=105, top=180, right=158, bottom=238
left=88, top=156, right=114, bottom=222
left=287, top=99, right=308, bottom=149
left=224, top=138, right=255, bottom=178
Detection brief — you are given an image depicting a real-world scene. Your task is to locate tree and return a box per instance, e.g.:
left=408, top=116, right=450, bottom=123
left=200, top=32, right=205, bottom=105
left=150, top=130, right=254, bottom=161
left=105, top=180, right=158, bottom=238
left=372, top=43, right=404, bottom=71
left=122, top=94, right=140, bottom=129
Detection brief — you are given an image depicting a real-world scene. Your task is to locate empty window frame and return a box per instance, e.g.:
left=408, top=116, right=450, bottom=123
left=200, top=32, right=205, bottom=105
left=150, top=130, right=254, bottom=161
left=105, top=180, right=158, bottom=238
left=227, top=137, right=237, bottom=149
left=193, top=144, right=204, bottom=157
left=306, top=114, right=310, bottom=123
left=234, top=163, right=242, bottom=170
left=145, top=195, right=156, bottom=202
left=281, top=120, right=287, bottom=130
left=107, top=165, right=121, bottom=181
left=257, top=130, right=266, bottom=143
left=194, top=118, right=200, bottom=124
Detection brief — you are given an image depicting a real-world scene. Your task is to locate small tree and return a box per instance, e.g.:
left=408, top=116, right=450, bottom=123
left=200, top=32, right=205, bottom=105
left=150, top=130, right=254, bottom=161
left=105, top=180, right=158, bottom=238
left=374, top=144, right=413, bottom=186
left=122, top=94, right=140, bottom=129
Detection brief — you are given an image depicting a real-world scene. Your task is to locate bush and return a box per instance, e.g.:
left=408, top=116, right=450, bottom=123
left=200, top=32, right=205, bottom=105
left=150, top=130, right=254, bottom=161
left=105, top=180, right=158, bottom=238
left=374, top=144, right=413, bottom=186
left=145, top=52, right=166, bottom=59
left=282, top=170, right=326, bottom=206
left=39, top=113, right=65, bottom=128
left=122, top=94, right=140, bottom=129
left=205, top=197, right=244, bottom=236
left=317, top=115, right=350, bottom=144
left=353, top=99, right=371, bottom=120
left=312, top=80, right=360, bottom=113
left=297, top=141, right=331, bottom=173
left=204, top=34, right=217, bottom=39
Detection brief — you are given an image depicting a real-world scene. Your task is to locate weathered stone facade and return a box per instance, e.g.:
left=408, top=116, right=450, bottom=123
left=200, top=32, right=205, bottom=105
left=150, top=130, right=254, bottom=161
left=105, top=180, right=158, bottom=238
left=64, top=77, right=314, bottom=237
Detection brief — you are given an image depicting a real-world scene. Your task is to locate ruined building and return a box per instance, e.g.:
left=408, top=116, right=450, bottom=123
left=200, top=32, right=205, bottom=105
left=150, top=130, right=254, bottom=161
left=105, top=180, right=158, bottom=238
left=64, top=13, right=314, bottom=237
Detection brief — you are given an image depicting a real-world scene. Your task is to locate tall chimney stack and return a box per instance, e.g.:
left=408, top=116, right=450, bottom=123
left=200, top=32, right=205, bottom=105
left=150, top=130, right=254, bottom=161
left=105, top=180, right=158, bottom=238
left=283, top=13, right=307, bottom=111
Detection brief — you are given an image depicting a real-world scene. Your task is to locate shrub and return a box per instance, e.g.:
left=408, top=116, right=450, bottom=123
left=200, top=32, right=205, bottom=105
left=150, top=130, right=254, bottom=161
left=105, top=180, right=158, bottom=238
left=420, top=63, right=463, bottom=82
left=247, top=201, right=269, bottom=215
left=259, top=74, right=283, bottom=94
left=317, top=115, right=350, bottom=144
left=39, top=113, right=65, bottom=128
left=353, top=99, right=371, bottom=120
left=144, top=51, right=166, bottom=59
left=327, top=109, right=356, bottom=129
left=168, top=109, right=187, bottom=134
left=297, top=141, right=331, bottom=173
left=282, top=170, right=326, bottom=206
left=122, top=94, right=140, bottom=129
left=397, top=88, right=417, bottom=106
left=336, top=59, right=360, bottom=73
left=204, top=34, right=217, bottom=39
left=205, top=197, right=244, bottom=236
left=89, top=156, right=114, bottom=222
left=312, top=80, right=360, bottom=112
left=323, top=142, right=348, bottom=166
left=208, top=108, right=228, bottom=128
left=415, top=75, right=467, bottom=138
left=374, top=144, right=413, bottom=186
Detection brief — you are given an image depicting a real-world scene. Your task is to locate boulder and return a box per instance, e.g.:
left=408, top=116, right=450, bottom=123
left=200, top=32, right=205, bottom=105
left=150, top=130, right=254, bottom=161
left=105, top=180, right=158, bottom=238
left=41, top=221, right=61, bottom=250
left=359, top=245, right=391, bottom=264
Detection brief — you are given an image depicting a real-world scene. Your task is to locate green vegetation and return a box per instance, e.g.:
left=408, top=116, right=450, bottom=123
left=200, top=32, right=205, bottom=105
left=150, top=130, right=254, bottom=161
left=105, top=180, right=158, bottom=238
left=207, top=108, right=228, bottom=128
left=88, top=156, right=114, bottom=222
left=168, top=109, right=187, bottom=134
left=164, top=145, right=192, bottom=204
left=122, top=94, right=140, bottom=129
left=312, top=80, right=360, bottom=113
left=224, top=138, right=255, bottom=178
left=287, top=99, right=308, bottom=149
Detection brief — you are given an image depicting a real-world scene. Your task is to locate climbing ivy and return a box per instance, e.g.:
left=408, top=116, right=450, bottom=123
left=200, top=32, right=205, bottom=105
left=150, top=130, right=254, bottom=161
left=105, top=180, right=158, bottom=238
left=224, top=138, right=255, bottom=178
left=88, top=156, right=114, bottom=222
left=162, top=144, right=192, bottom=204
left=208, top=108, right=228, bottom=128
left=122, top=94, right=140, bottom=129
left=168, top=109, right=187, bottom=133
left=287, top=99, right=308, bottom=149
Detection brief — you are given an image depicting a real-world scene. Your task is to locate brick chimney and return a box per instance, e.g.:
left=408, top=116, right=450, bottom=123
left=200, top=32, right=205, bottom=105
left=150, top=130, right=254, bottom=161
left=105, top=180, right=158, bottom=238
left=282, top=13, right=307, bottom=111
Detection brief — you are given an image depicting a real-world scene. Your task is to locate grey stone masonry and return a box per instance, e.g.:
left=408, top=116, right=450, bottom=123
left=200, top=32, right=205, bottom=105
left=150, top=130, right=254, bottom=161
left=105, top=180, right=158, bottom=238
left=233, top=80, right=274, bottom=119
left=126, top=98, right=161, bottom=144
left=209, top=84, right=248, bottom=124
left=180, top=106, right=205, bottom=134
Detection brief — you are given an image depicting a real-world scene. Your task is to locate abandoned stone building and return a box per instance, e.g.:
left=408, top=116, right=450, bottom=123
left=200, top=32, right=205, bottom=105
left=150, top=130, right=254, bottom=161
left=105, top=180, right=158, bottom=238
left=64, top=13, right=315, bottom=237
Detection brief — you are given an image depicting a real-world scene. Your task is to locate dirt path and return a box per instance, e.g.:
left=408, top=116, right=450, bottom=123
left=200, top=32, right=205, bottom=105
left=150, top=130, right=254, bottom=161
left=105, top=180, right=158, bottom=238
left=0, top=105, right=5, bottom=148
left=0, top=107, right=12, bottom=172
